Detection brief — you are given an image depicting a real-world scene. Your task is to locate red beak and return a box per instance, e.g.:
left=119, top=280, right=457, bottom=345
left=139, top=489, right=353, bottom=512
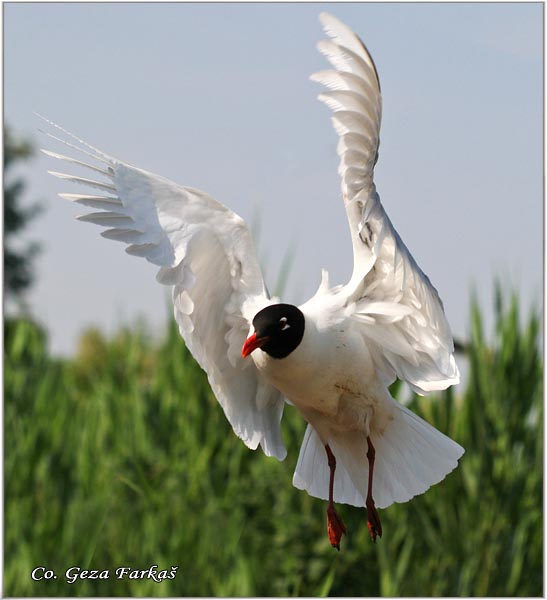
left=241, top=332, right=269, bottom=358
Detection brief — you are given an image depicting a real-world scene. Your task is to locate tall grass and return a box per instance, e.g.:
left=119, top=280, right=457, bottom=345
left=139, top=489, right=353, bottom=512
left=4, top=287, right=542, bottom=596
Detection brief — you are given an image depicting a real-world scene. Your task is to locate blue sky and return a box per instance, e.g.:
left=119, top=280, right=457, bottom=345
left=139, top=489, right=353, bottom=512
left=5, top=3, right=543, bottom=356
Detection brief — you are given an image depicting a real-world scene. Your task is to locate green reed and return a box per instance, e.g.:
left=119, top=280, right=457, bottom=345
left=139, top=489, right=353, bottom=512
left=4, top=285, right=542, bottom=596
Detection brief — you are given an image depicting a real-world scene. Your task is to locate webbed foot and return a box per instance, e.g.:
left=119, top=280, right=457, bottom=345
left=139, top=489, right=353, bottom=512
left=327, top=504, right=347, bottom=550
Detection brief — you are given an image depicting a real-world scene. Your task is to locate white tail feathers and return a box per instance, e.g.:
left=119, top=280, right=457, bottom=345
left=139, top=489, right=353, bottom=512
left=293, top=401, right=464, bottom=509
left=293, top=426, right=366, bottom=507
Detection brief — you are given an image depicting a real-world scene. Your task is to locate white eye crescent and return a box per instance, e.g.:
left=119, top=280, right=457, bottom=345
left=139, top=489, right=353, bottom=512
left=280, top=317, right=291, bottom=331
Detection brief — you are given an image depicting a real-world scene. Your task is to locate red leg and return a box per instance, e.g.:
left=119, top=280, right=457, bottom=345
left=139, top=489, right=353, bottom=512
left=366, top=436, right=382, bottom=542
left=325, top=444, right=346, bottom=550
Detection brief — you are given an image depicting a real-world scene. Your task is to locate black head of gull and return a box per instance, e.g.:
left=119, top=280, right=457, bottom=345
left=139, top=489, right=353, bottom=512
left=242, top=303, right=305, bottom=360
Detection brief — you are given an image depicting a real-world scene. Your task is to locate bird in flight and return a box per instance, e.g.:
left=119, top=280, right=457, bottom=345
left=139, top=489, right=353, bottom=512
left=41, top=12, right=463, bottom=550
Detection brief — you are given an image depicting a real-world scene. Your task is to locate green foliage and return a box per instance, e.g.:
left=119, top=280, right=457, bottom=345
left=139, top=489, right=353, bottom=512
left=4, top=126, right=42, bottom=299
left=4, top=288, right=542, bottom=596
left=374, top=286, right=543, bottom=596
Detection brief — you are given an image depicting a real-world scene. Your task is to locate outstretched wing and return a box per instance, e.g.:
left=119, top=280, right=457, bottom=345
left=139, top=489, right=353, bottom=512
left=313, top=14, right=459, bottom=394
left=40, top=116, right=287, bottom=459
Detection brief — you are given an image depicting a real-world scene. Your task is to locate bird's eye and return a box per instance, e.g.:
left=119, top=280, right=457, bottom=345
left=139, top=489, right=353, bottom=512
left=279, top=317, right=291, bottom=331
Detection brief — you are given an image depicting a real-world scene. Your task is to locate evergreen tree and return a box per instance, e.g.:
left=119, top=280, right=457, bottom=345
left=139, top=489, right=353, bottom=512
left=4, top=126, right=41, bottom=300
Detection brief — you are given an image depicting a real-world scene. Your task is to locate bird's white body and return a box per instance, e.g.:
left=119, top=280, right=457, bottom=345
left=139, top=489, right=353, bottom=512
left=252, top=295, right=385, bottom=437
left=41, top=13, right=464, bottom=518
left=251, top=282, right=462, bottom=509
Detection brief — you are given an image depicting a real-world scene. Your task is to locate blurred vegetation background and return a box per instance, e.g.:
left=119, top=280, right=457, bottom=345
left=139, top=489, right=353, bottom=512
left=4, top=128, right=543, bottom=596
left=4, top=125, right=41, bottom=305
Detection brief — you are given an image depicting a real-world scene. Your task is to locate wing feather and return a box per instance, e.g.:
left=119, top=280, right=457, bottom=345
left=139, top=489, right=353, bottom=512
left=314, top=13, right=459, bottom=394
left=40, top=116, right=287, bottom=459
left=59, top=193, right=122, bottom=211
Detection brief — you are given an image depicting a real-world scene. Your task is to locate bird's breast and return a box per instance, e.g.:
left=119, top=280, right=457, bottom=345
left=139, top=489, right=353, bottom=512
left=252, top=319, right=387, bottom=433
